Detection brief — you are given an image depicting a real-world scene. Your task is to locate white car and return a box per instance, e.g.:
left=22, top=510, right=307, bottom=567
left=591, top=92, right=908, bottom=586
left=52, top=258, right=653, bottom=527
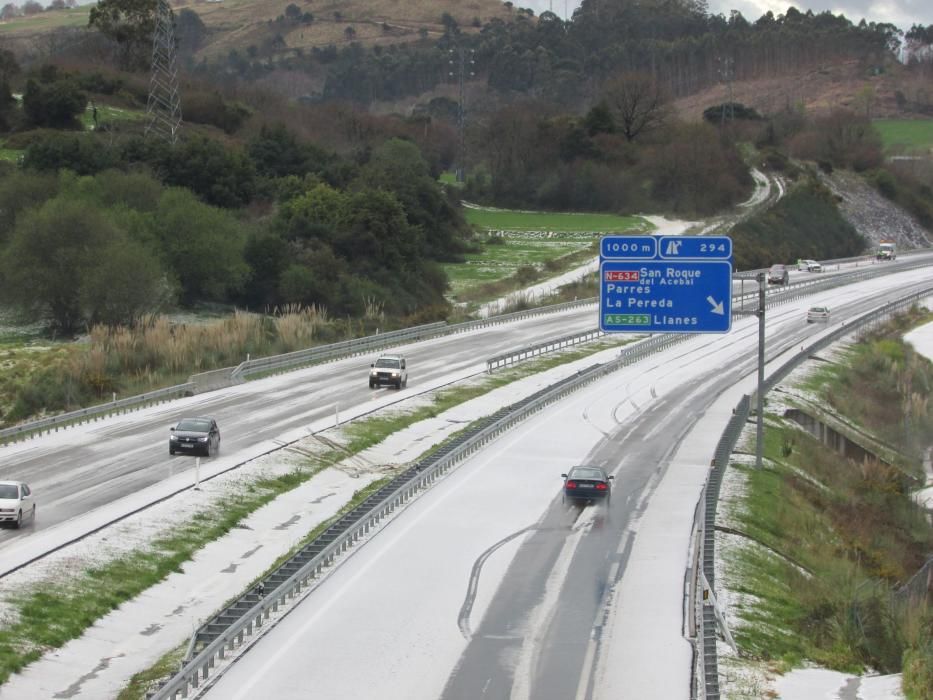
left=369, top=354, right=408, bottom=389
left=798, top=259, right=823, bottom=272
left=0, top=481, right=36, bottom=529
left=807, top=305, right=831, bottom=323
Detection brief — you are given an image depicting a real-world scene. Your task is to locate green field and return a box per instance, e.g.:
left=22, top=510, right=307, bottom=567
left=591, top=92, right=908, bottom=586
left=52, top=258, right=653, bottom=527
left=0, top=142, right=23, bottom=162
left=463, top=206, right=649, bottom=233
left=443, top=233, right=594, bottom=297
left=444, top=207, right=649, bottom=305
left=873, top=118, right=933, bottom=151
left=80, top=103, right=146, bottom=131
left=0, top=6, right=89, bottom=35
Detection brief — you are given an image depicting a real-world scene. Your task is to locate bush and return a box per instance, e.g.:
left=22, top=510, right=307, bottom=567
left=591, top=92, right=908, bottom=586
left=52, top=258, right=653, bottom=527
left=903, top=639, right=933, bottom=699
left=21, top=132, right=118, bottom=175
left=21, top=77, right=87, bottom=129
left=183, top=91, right=251, bottom=134
left=870, top=169, right=899, bottom=199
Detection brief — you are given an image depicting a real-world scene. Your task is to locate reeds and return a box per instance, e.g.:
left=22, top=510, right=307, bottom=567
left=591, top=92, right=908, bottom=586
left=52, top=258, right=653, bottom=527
left=57, top=307, right=332, bottom=394
left=272, top=303, right=328, bottom=351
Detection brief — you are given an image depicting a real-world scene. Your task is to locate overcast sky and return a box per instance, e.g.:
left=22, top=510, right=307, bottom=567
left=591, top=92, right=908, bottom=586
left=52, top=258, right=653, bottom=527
left=522, top=0, right=933, bottom=32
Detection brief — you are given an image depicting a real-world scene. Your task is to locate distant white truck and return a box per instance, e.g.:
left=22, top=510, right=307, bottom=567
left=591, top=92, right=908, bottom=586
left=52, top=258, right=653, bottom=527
left=876, top=240, right=896, bottom=261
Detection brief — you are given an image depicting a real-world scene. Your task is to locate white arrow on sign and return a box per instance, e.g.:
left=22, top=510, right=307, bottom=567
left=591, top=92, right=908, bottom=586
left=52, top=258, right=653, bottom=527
left=706, top=296, right=725, bottom=315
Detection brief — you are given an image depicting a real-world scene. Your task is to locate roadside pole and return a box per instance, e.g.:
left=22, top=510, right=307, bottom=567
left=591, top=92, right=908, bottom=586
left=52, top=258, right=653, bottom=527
left=755, top=272, right=765, bottom=468
left=194, top=456, right=201, bottom=490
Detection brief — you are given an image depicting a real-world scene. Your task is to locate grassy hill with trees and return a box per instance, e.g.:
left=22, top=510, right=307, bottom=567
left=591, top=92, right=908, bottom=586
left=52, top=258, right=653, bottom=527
left=0, top=0, right=929, bottom=425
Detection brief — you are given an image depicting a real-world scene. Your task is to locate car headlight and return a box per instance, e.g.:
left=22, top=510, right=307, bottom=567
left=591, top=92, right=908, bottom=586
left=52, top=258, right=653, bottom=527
left=391, top=371, right=398, bottom=376
left=197, top=437, right=209, bottom=442
left=170, top=435, right=179, bottom=441
left=370, top=370, right=377, bottom=376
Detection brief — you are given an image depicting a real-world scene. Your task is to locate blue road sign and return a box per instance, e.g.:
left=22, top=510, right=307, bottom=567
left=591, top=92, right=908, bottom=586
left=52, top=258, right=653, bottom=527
left=600, top=235, right=657, bottom=260
left=657, top=235, right=732, bottom=260
left=599, top=259, right=732, bottom=333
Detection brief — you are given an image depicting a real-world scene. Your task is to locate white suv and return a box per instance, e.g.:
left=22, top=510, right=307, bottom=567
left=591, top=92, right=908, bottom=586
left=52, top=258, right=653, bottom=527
left=369, top=355, right=408, bottom=389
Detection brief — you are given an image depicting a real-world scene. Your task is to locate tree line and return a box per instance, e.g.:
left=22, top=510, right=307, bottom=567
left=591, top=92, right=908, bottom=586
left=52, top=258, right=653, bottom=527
left=0, top=124, right=473, bottom=333
left=162, top=0, right=914, bottom=111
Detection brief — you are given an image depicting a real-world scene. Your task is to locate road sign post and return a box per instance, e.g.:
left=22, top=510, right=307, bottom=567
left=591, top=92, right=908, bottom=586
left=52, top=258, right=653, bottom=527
left=599, top=235, right=733, bottom=334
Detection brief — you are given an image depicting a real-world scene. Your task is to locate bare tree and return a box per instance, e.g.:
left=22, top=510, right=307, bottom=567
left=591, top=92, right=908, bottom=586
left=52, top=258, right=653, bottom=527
left=601, top=72, right=669, bottom=142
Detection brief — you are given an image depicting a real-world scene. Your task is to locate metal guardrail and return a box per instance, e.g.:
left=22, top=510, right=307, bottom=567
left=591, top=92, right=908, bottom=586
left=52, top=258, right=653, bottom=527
left=7, top=255, right=926, bottom=446
left=693, top=283, right=933, bottom=700
left=0, top=383, right=195, bottom=445
left=0, top=301, right=600, bottom=445
left=486, top=328, right=605, bottom=371
left=486, top=257, right=933, bottom=372
left=230, top=322, right=447, bottom=380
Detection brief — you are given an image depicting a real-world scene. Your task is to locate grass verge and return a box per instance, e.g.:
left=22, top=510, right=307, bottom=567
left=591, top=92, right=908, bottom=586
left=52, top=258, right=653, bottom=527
left=722, top=311, right=933, bottom=696
left=0, top=469, right=315, bottom=686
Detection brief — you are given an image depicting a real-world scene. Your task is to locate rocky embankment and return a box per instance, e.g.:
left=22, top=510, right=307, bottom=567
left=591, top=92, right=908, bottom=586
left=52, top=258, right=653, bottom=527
left=822, top=170, right=932, bottom=250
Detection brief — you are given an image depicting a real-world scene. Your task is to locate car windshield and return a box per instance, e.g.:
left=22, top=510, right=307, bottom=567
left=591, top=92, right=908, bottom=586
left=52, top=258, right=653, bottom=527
left=770, top=265, right=784, bottom=272
left=0, top=484, right=19, bottom=499
left=569, top=468, right=605, bottom=481
left=375, top=358, right=401, bottom=369
left=810, top=307, right=828, bottom=313
left=176, top=419, right=211, bottom=432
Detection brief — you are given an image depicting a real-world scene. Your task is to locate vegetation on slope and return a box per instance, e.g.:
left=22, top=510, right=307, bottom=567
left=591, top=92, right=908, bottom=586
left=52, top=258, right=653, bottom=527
left=723, top=310, right=933, bottom=697
left=730, top=177, right=867, bottom=269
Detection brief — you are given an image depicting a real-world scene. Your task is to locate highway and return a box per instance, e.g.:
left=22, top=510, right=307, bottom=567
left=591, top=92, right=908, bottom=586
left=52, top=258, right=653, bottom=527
left=191, top=265, right=933, bottom=700
left=0, top=309, right=599, bottom=547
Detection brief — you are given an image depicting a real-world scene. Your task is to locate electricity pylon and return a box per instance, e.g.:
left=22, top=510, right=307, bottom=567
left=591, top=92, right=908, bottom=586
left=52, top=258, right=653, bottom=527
left=146, top=0, right=182, bottom=145
left=448, top=46, right=474, bottom=183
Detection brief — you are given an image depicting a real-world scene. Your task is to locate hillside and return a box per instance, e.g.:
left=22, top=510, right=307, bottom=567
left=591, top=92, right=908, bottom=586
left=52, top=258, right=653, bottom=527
left=672, top=58, right=929, bottom=121
left=0, top=0, right=514, bottom=62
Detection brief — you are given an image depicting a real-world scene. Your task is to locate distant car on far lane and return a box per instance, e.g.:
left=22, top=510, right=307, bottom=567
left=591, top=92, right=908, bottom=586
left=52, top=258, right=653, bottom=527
left=0, top=481, right=35, bottom=529
left=169, top=417, right=221, bottom=456
left=561, top=465, right=614, bottom=505
left=807, top=305, right=831, bottom=323
left=797, top=259, right=823, bottom=272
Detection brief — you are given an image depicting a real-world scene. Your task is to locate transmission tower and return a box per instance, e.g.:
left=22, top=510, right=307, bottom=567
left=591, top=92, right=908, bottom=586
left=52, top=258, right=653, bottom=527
left=717, top=56, right=735, bottom=125
left=448, top=46, right=474, bottom=183
left=146, top=0, right=182, bottom=146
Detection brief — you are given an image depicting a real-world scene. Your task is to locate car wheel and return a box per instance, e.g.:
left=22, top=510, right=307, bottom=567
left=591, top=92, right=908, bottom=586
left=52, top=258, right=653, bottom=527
left=396, top=379, right=402, bottom=390
left=369, top=381, right=375, bottom=389
left=403, top=377, right=408, bottom=388
left=30, top=504, right=35, bottom=523
left=13, top=510, right=21, bottom=530
left=169, top=447, right=175, bottom=455
left=206, top=441, right=212, bottom=458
